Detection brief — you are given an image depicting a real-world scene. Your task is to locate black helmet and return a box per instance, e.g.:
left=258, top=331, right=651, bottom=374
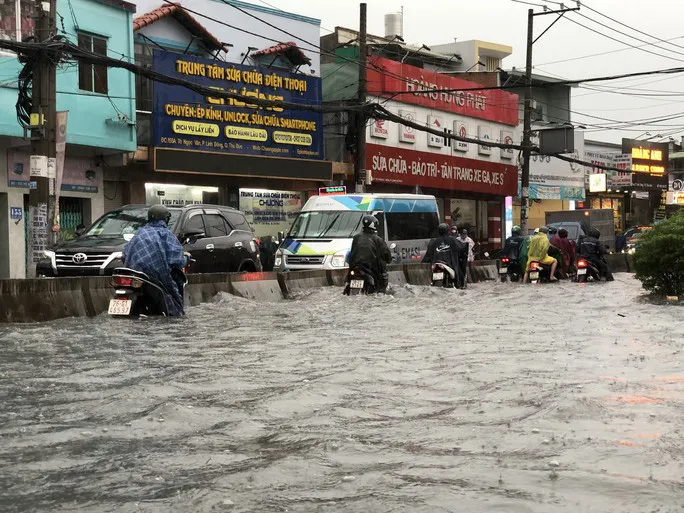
left=548, top=226, right=558, bottom=234
left=148, top=204, right=170, bottom=224
left=438, top=223, right=449, bottom=236
left=362, top=215, right=378, bottom=232
left=558, top=228, right=569, bottom=238
left=512, top=225, right=522, bottom=235
left=589, top=228, right=601, bottom=238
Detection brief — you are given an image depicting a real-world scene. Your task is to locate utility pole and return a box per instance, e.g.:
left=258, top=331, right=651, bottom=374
left=354, top=2, right=368, bottom=193
left=519, top=2, right=579, bottom=235
left=520, top=9, right=534, bottom=236
left=27, top=0, right=57, bottom=278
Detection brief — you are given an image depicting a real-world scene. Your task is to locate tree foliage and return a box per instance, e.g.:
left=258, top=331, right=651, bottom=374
left=633, top=212, right=684, bottom=296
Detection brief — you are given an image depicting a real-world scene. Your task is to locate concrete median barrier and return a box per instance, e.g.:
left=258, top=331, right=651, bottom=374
left=0, top=264, right=434, bottom=323
left=0, top=259, right=637, bottom=323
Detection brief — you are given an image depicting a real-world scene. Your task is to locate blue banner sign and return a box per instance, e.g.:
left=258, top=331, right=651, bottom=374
left=153, top=50, right=324, bottom=160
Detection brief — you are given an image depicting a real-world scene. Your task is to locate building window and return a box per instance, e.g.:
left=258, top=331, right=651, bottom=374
left=78, top=32, right=108, bottom=94
left=134, top=42, right=153, bottom=112
left=484, top=56, right=500, bottom=72
left=0, top=0, right=35, bottom=42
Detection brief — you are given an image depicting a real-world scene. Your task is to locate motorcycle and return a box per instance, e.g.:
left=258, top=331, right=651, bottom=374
left=431, top=261, right=458, bottom=288
left=498, top=257, right=523, bottom=283
left=576, top=257, right=601, bottom=283
left=343, top=267, right=378, bottom=295
left=108, top=257, right=193, bottom=317
left=526, top=260, right=553, bottom=284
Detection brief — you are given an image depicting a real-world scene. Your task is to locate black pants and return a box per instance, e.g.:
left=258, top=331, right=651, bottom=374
left=590, top=257, right=614, bottom=281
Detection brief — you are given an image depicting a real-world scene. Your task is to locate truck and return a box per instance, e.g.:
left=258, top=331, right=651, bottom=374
left=545, top=209, right=616, bottom=252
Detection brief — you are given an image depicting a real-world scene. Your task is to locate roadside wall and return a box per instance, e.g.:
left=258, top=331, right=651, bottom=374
left=0, top=256, right=635, bottom=324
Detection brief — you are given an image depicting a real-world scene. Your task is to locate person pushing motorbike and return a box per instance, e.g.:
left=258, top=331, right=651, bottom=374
left=122, top=205, right=190, bottom=316
left=347, top=215, right=392, bottom=292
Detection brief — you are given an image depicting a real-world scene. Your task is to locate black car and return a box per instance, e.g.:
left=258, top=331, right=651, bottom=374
left=36, top=204, right=262, bottom=277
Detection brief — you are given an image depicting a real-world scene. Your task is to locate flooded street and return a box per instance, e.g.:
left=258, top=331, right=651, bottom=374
left=0, top=275, right=682, bottom=513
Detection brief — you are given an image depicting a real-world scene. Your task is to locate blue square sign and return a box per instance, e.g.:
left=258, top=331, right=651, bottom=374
left=10, top=207, right=22, bottom=221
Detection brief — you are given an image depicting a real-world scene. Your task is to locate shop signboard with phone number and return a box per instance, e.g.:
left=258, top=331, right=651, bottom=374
left=153, top=50, right=324, bottom=160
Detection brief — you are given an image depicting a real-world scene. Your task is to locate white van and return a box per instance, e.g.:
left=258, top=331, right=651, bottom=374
left=274, top=193, right=440, bottom=271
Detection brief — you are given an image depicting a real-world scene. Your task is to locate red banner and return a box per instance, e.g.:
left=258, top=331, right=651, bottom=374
left=367, top=56, right=519, bottom=126
left=366, top=144, right=518, bottom=196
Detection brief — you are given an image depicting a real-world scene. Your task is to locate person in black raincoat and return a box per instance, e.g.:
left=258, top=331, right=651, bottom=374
left=423, top=223, right=466, bottom=287
left=347, top=215, right=392, bottom=292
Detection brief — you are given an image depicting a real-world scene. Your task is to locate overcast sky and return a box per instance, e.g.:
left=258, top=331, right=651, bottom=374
left=135, top=0, right=684, bottom=146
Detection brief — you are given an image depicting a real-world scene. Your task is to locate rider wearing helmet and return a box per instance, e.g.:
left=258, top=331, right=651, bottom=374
left=578, top=227, right=614, bottom=281
left=501, top=225, right=525, bottom=261
left=423, top=223, right=466, bottom=287
left=499, top=225, right=526, bottom=280
left=122, top=204, right=190, bottom=316
left=347, top=214, right=392, bottom=292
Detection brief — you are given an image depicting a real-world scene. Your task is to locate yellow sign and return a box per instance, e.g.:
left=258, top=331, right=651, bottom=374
left=631, top=148, right=663, bottom=161
left=225, top=126, right=268, bottom=142
left=172, top=120, right=219, bottom=137
left=632, top=164, right=665, bottom=174
left=273, top=131, right=313, bottom=146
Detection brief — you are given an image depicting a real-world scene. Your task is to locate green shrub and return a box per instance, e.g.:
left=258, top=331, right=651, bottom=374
left=633, top=212, right=684, bottom=296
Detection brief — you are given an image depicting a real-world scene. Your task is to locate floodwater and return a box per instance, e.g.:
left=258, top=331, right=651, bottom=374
left=0, top=275, right=682, bottom=513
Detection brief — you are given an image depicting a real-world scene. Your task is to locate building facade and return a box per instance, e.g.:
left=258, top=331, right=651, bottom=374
left=321, top=20, right=521, bottom=251
left=0, top=0, right=136, bottom=278
left=585, top=138, right=676, bottom=230
left=107, top=0, right=334, bottom=239
left=500, top=70, right=582, bottom=230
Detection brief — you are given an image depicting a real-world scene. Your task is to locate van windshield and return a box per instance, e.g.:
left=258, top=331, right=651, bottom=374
left=84, top=208, right=181, bottom=238
left=288, top=211, right=364, bottom=238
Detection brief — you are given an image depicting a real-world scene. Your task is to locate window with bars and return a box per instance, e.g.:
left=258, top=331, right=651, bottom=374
left=78, top=32, right=108, bottom=94
left=0, top=0, right=35, bottom=42
left=484, top=56, right=500, bottom=72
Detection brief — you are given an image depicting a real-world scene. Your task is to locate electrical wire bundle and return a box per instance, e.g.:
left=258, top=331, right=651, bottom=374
left=14, top=34, right=69, bottom=130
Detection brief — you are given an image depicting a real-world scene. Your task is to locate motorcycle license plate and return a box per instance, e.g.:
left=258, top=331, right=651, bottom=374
left=432, top=272, right=444, bottom=281
left=499, top=267, right=508, bottom=274
left=529, top=271, right=539, bottom=281
left=108, top=299, right=132, bottom=316
left=577, top=268, right=587, bottom=275
left=350, top=279, right=364, bottom=289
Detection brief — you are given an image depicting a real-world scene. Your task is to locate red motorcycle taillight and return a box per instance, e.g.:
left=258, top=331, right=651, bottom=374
left=529, top=262, right=542, bottom=271
left=501, top=257, right=510, bottom=264
left=111, top=276, right=142, bottom=288
left=577, top=259, right=588, bottom=269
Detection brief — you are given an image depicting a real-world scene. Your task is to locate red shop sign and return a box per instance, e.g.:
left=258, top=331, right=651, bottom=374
left=366, top=144, right=518, bottom=196
left=367, top=56, right=519, bottom=126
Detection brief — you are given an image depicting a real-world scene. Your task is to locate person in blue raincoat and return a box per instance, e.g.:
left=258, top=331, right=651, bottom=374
left=122, top=204, right=189, bottom=316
